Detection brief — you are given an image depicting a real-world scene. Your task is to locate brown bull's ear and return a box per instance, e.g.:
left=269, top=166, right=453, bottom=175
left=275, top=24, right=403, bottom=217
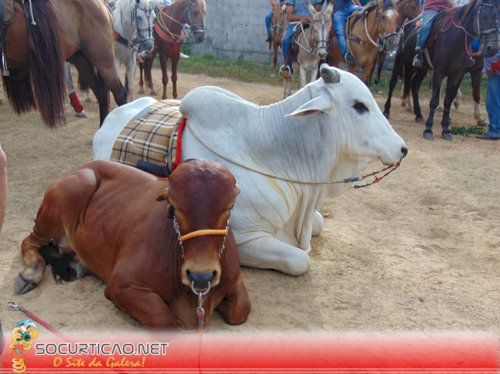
left=156, top=188, right=169, bottom=201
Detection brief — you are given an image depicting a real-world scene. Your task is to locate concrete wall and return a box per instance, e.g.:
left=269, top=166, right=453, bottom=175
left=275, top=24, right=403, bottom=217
left=191, top=0, right=278, bottom=64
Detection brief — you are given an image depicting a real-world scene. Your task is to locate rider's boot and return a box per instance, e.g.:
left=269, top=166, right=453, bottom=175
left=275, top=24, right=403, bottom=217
left=413, top=47, right=424, bottom=68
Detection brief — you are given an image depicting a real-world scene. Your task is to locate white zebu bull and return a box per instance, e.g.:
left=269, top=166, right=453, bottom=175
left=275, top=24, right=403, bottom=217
left=93, top=64, right=408, bottom=275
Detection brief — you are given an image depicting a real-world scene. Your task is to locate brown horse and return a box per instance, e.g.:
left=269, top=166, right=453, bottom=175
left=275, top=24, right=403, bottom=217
left=1, top=0, right=127, bottom=128
left=138, top=0, right=207, bottom=99
left=327, top=0, right=399, bottom=84
left=373, top=0, right=422, bottom=85
left=269, top=0, right=287, bottom=68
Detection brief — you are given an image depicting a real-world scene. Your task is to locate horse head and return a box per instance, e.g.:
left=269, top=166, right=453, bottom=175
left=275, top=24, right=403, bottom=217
left=187, top=0, right=207, bottom=43
left=308, top=2, right=334, bottom=59
left=271, top=0, right=286, bottom=35
left=135, top=0, right=156, bottom=54
left=374, top=0, right=400, bottom=52
left=477, top=0, right=500, bottom=57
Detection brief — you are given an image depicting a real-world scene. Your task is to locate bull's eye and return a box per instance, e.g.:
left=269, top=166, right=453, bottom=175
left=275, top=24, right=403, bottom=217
left=353, top=101, right=368, bottom=114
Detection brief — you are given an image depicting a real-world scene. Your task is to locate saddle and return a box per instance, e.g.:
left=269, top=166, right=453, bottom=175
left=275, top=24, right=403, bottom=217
left=290, top=22, right=311, bottom=55
left=110, top=100, right=184, bottom=177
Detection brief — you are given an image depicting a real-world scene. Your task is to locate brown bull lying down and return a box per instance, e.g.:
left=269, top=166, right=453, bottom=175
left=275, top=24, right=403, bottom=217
left=16, top=159, right=251, bottom=329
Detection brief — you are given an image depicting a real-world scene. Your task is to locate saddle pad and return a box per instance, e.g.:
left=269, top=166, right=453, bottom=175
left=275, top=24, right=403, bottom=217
left=110, top=99, right=182, bottom=174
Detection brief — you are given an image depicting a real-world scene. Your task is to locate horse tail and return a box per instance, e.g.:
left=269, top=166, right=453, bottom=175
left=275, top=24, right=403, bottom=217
left=23, top=0, right=66, bottom=128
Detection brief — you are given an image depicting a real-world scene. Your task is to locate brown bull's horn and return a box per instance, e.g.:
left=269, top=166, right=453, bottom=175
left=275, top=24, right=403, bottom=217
left=320, top=64, right=341, bottom=84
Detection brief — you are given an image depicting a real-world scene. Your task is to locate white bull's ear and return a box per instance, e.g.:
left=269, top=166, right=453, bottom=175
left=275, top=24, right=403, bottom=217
left=286, top=95, right=333, bottom=117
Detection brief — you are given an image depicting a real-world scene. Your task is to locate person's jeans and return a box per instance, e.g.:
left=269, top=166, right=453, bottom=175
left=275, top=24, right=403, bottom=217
left=416, top=10, right=439, bottom=49
left=281, top=23, right=296, bottom=72
left=265, top=11, right=272, bottom=34
left=333, top=5, right=363, bottom=56
left=486, top=74, right=500, bottom=136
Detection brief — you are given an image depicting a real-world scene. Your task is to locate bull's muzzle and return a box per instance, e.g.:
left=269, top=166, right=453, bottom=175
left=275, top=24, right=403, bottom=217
left=188, top=270, right=216, bottom=289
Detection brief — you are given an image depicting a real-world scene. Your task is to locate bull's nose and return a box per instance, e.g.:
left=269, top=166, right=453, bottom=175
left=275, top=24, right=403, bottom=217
left=401, top=146, right=408, bottom=158
left=188, top=270, right=215, bottom=289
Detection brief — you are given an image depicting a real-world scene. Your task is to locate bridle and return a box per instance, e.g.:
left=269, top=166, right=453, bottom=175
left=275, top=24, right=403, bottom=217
left=350, top=4, right=398, bottom=52
left=154, top=0, right=206, bottom=44
left=171, top=210, right=231, bottom=330
left=295, top=12, right=331, bottom=55
left=271, top=6, right=286, bottom=35
left=133, top=3, right=155, bottom=52
left=186, top=0, right=206, bottom=37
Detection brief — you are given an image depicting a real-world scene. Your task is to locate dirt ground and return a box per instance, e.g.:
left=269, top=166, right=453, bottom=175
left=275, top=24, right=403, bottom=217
left=0, top=67, right=499, bottom=337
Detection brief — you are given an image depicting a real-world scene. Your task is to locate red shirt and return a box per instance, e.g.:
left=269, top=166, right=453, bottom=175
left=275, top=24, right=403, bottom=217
left=424, top=0, right=452, bottom=11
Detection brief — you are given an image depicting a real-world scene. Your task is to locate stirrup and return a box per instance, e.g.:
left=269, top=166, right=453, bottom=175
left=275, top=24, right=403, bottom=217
left=279, top=64, right=292, bottom=78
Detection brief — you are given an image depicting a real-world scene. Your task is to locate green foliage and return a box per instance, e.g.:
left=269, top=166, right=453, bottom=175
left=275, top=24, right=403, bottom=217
left=177, top=53, right=284, bottom=86
left=450, top=125, right=485, bottom=137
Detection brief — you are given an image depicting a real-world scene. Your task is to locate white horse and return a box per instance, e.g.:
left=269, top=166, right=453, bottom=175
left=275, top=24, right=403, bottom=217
left=113, top=0, right=156, bottom=101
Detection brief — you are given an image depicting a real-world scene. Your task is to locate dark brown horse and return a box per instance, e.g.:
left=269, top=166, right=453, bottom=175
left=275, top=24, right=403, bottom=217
left=373, top=0, right=422, bottom=85
left=1, top=0, right=127, bottom=128
left=383, top=0, right=500, bottom=140
left=138, top=0, right=207, bottom=99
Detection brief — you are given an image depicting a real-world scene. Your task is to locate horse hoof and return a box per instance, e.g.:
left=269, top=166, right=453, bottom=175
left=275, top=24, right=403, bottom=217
left=383, top=111, right=390, bottom=119
left=453, top=102, right=460, bottom=110
left=14, top=275, right=38, bottom=295
left=477, top=119, right=487, bottom=127
left=138, top=88, right=145, bottom=95
left=442, top=132, right=453, bottom=141
left=423, top=131, right=434, bottom=140
left=415, top=117, right=424, bottom=123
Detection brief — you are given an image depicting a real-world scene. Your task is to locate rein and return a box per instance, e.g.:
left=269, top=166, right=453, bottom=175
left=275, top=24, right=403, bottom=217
left=8, top=301, right=67, bottom=340
left=186, top=124, right=402, bottom=188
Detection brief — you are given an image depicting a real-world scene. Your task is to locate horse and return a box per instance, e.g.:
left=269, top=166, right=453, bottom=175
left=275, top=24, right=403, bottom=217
left=1, top=0, right=127, bottom=128
left=113, top=0, right=156, bottom=102
left=373, top=0, right=422, bottom=85
left=137, top=0, right=207, bottom=99
left=281, top=2, right=334, bottom=98
left=269, top=0, right=287, bottom=68
left=327, top=0, right=400, bottom=85
left=383, top=0, right=499, bottom=140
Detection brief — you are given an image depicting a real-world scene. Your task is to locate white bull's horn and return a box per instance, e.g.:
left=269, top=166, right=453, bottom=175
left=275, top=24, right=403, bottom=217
left=320, top=64, right=341, bottom=84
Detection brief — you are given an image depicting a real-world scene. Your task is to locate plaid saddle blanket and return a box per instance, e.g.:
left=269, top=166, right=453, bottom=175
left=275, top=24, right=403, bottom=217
left=110, top=100, right=183, bottom=176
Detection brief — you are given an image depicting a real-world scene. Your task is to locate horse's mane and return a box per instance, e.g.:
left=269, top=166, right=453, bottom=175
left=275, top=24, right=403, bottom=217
left=171, top=0, right=207, bottom=15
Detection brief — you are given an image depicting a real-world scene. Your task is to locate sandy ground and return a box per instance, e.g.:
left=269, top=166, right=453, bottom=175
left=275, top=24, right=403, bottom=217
left=0, top=67, right=499, bottom=338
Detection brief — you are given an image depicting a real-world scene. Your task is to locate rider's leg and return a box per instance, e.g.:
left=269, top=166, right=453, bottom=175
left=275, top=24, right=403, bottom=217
left=265, top=11, right=272, bottom=42
left=413, top=10, right=439, bottom=68
left=280, top=23, right=295, bottom=76
left=334, top=9, right=356, bottom=65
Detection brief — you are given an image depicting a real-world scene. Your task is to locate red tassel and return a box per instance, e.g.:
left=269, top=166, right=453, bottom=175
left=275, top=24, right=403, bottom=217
left=69, top=92, right=84, bottom=113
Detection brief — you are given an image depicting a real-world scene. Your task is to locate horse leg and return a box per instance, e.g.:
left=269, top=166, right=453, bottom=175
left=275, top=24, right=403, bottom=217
left=273, top=41, right=279, bottom=69
left=70, top=52, right=111, bottom=127
left=362, top=62, right=376, bottom=87
left=171, top=55, right=180, bottom=100
left=383, top=58, right=402, bottom=118
left=159, top=54, right=169, bottom=100
left=411, top=68, right=427, bottom=123
left=144, top=52, right=157, bottom=96
left=440, top=74, right=463, bottom=140
left=424, top=72, right=444, bottom=140
left=0, top=144, right=6, bottom=233
left=470, top=69, right=486, bottom=126
left=299, top=66, right=307, bottom=88
left=454, top=87, right=462, bottom=110
left=125, top=55, right=137, bottom=102
left=138, top=59, right=145, bottom=95
left=375, top=52, right=386, bottom=85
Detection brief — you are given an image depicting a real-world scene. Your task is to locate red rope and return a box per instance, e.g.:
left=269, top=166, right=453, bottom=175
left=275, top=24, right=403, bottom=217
left=172, top=117, right=187, bottom=171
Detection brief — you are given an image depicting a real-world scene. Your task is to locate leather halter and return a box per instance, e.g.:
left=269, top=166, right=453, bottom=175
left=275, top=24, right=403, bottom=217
left=172, top=214, right=231, bottom=258
left=180, top=228, right=228, bottom=243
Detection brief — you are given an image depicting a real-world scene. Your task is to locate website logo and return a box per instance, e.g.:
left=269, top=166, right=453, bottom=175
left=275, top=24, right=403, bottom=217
left=9, top=319, right=39, bottom=374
